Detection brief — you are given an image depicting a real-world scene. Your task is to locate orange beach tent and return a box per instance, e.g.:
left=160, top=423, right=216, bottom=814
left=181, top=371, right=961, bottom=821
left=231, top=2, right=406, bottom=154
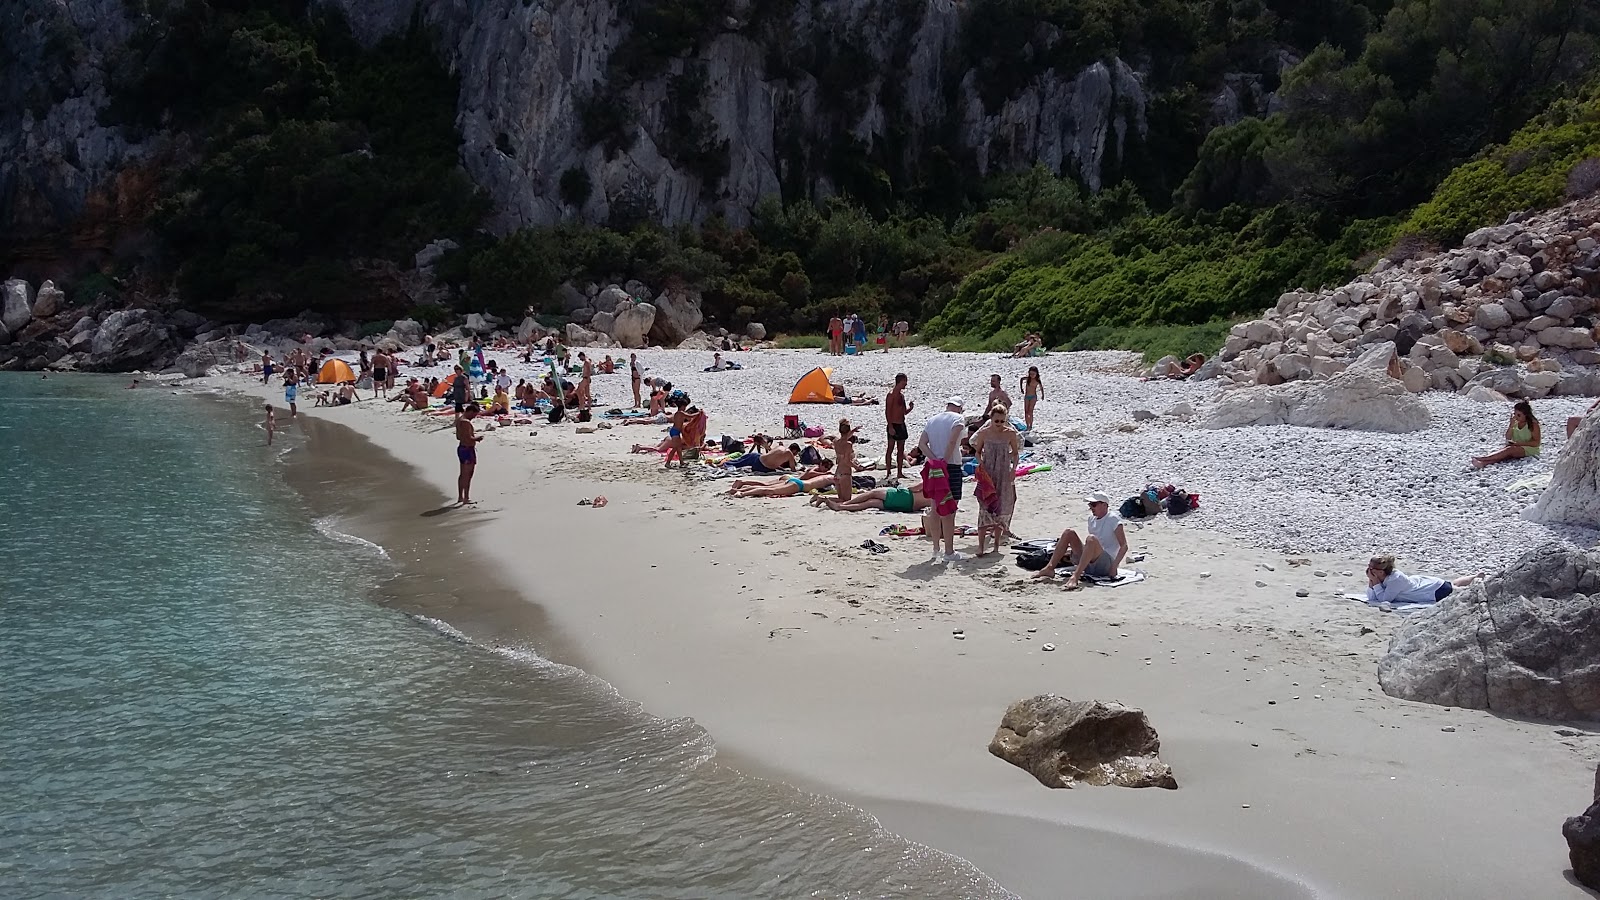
left=788, top=367, right=835, bottom=403
left=431, top=372, right=463, bottom=398
left=317, top=359, right=356, bottom=384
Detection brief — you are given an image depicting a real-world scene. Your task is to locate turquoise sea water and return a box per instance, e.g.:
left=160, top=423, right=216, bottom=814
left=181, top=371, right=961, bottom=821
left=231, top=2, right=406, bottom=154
left=0, top=375, right=1004, bottom=899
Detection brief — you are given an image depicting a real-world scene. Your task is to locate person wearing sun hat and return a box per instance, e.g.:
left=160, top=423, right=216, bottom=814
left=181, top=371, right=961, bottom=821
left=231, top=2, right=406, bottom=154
left=1030, top=490, right=1128, bottom=590
left=918, top=395, right=967, bottom=563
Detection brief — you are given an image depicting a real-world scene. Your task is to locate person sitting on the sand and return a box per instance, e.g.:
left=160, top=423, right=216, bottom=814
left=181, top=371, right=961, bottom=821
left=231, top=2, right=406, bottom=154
left=336, top=381, right=357, bottom=406
left=1568, top=398, right=1600, bottom=438
left=1472, top=401, right=1541, bottom=469
left=1170, top=353, right=1206, bottom=379
left=1366, top=555, right=1483, bottom=604
left=724, top=443, right=800, bottom=473
left=1011, top=333, right=1042, bottom=358
left=727, top=463, right=835, bottom=498
left=1031, top=491, right=1128, bottom=590
left=816, top=483, right=928, bottom=513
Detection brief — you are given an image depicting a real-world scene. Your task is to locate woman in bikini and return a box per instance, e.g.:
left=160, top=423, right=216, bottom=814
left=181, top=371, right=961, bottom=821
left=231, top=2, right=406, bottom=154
left=834, top=418, right=856, bottom=503
left=1018, top=366, right=1044, bottom=433
left=728, top=470, right=836, bottom=498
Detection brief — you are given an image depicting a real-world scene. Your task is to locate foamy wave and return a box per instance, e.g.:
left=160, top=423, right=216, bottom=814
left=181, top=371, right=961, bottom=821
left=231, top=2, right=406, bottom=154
left=409, top=614, right=473, bottom=642
left=311, top=516, right=390, bottom=559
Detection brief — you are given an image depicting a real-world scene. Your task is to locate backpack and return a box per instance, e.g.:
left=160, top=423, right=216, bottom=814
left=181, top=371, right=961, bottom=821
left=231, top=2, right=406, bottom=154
left=799, top=446, right=822, bottom=466
left=547, top=405, right=565, bottom=424
left=1119, top=496, right=1148, bottom=519
left=1011, top=538, right=1058, bottom=571
left=720, top=435, right=744, bottom=454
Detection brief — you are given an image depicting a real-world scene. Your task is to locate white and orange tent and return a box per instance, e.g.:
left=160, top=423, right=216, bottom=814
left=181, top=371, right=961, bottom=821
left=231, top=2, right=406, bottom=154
left=788, top=367, right=835, bottom=403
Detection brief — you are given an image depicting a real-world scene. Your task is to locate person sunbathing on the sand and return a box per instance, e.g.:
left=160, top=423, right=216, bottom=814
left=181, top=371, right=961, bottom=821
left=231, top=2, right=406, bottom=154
left=1011, top=333, right=1042, bottom=357
left=1365, top=555, right=1483, bottom=604
left=723, top=443, right=800, bottom=473
left=728, top=467, right=835, bottom=498
left=1031, top=491, right=1128, bottom=590
left=815, top=483, right=928, bottom=513
left=1472, top=401, right=1541, bottom=469
left=728, top=461, right=833, bottom=493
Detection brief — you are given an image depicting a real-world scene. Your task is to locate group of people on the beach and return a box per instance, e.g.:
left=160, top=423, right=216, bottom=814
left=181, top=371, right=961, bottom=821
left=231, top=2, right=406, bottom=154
left=827, top=314, right=907, bottom=355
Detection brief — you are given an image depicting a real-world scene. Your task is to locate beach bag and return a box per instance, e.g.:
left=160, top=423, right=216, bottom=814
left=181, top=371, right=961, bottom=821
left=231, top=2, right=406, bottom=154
left=1167, top=490, right=1193, bottom=515
left=921, top=462, right=958, bottom=517
left=799, top=446, right=822, bottom=466
left=1140, top=488, right=1163, bottom=517
left=1119, top=496, right=1147, bottom=520
left=803, top=425, right=824, bottom=438
left=547, top=405, right=565, bottom=424
left=576, top=408, right=591, bottom=423
left=851, top=475, right=877, bottom=490
left=1011, top=539, right=1057, bottom=570
left=720, top=435, right=743, bottom=454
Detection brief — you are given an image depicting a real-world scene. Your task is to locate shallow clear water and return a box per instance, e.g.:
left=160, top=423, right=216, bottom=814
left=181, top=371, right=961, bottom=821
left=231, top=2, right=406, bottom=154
left=0, top=375, right=1005, bottom=899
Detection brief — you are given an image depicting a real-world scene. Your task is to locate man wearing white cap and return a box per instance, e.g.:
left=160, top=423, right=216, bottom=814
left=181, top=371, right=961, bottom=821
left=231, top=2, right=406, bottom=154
left=917, top=395, right=968, bottom=563
left=1031, top=491, right=1128, bottom=589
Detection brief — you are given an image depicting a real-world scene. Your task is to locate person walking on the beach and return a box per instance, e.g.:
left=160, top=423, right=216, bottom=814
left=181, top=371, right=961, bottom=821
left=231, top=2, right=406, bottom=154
left=1019, top=366, right=1044, bottom=433
left=264, top=404, right=276, bottom=446
left=630, top=353, right=644, bottom=408
left=919, top=396, right=966, bottom=563
left=283, top=366, right=300, bottom=418
left=828, top=316, right=844, bottom=356
left=448, top=365, right=469, bottom=415
left=261, top=352, right=274, bottom=384
left=455, top=405, right=482, bottom=505
left=1032, top=492, right=1128, bottom=590
left=885, top=373, right=914, bottom=479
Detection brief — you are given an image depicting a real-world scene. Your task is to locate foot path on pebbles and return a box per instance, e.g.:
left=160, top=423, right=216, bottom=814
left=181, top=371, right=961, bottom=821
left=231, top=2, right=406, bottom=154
left=514, top=346, right=1596, bottom=575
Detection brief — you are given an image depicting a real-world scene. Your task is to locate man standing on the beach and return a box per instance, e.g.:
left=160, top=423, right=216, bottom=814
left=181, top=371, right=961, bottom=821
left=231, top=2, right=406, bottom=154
left=828, top=316, right=844, bottom=355
left=371, top=348, right=391, bottom=400
left=884, top=373, right=914, bottom=479
left=577, top=352, right=593, bottom=408
left=455, top=405, right=482, bottom=505
left=919, top=396, right=966, bottom=563
left=630, top=353, right=644, bottom=408
left=984, top=374, right=1013, bottom=419
left=283, top=366, right=300, bottom=418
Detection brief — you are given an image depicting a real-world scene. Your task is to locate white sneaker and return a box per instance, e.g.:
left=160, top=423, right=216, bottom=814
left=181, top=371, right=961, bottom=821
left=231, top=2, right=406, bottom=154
left=929, top=554, right=947, bottom=566
left=943, top=551, right=970, bottom=562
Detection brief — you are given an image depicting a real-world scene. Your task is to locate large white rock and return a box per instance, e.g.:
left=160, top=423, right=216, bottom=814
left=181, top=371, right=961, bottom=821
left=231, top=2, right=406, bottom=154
left=1475, top=303, right=1512, bottom=330
left=593, top=285, right=630, bottom=314
left=1203, top=343, right=1432, bottom=433
left=1539, top=328, right=1597, bottom=350
left=1524, top=415, right=1600, bottom=526
left=565, top=323, right=598, bottom=345
left=590, top=310, right=616, bottom=336
left=611, top=302, right=656, bottom=349
left=1243, top=320, right=1282, bottom=344
left=2, top=279, right=33, bottom=333
left=648, top=287, right=704, bottom=345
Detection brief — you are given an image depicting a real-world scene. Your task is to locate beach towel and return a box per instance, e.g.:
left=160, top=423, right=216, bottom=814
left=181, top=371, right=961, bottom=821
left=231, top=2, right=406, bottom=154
left=921, top=462, right=958, bottom=517
left=880, top=524, right=926, bottom=537
left=1343, top=592, right=1435, bottom=613
left=1083, top=570, right=1146, bottom=587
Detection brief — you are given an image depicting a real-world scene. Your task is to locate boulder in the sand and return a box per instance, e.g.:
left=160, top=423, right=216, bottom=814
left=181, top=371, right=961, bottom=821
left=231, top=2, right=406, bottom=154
left=988, top=695, right=1177, bottom=789
left=172, top=343, right=219, bottom=378
left=3, top=279, right=33, bottom=334
left=514, top=316, right=539, bottom=342
left=590, top=311, right=616, bottom=337
left=746, top=322, right=767, bottom=341
left=464, top=313, right=491, bottom=335
left=553, top=281, right=588, bottom=314
left=565, top=323, right=598, bottom=346
left=32, top=280, right=63, bottom=319
left=1204, top=343, right=1431, bottom=433
left=612, top=302, right=655, bottom=349
left=391, top=318, right=424, bottom=342
left=1565, top=764, right=1600, bottom=891
left=677, top=331, right=716, bottom=351
left=1524, top=415, right=1600, bottom=526
left=1377, top=544, right=1600, bottom=720
left=648, top=287, right=704, bottom=345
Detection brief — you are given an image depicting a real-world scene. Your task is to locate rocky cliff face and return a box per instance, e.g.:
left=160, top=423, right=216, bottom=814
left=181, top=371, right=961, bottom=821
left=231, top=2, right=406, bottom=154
left=1, top=0, right=153, bottom=258
left=5, top=0, right=1278, bottom=242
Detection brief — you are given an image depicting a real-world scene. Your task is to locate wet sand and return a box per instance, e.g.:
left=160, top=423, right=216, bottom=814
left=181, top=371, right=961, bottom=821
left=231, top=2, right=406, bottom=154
left=200, top=368, right=1598, bottom=899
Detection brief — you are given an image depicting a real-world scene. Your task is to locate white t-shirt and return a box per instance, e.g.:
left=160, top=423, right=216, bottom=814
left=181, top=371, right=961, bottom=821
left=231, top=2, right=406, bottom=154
left=922, top=410, right=964, bottom=462
left=1086, top=511, right=1122, bottom=558
left=495, top=373, right=512, bottom=391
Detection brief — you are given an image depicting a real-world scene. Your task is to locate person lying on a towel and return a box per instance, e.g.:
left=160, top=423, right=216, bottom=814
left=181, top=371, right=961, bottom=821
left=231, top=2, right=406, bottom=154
left=1029, top=491, right=1128, bottom=591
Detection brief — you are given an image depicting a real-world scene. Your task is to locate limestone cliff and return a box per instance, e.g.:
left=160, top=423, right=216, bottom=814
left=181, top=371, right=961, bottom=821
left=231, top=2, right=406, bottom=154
left=3, top=0, right=1284, bottom=241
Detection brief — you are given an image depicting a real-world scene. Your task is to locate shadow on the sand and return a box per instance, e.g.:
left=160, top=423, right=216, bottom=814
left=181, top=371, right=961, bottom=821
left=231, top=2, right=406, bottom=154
left=420, top=504, right=462, bottom=518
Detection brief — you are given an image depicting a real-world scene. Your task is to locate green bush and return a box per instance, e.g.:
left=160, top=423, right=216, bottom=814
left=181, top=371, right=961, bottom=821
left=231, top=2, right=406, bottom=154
left=1402, top=81, right=1600, bottom=244
left=358, top=320, right=393, bottom=338
left=70, top=272, right=120, bottom=305
left=1060, top=320, right=1235, bottom=362
left=772, top=335, right=829, bottom=349
left=934, top=328, right=1026, bottom=354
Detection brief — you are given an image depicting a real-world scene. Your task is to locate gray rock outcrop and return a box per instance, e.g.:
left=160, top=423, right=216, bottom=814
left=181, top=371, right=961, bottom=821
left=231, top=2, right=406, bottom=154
left=1377, top=544, right=1600, bottom=720
left=1204, top=343, right=1432, bottom=432
left=988, top=695, right=1177, bottom=789
left=1523, top=415, right=1600, bottom=527
left=648, top=287, right=704, bottom=345
left=86, top=309, right=179, bottom=371
left=1565, top=764, right=1600, bottom=891
left=745, top=322, right=767, bottom=341
left=31, top=280, right=63, bottom=318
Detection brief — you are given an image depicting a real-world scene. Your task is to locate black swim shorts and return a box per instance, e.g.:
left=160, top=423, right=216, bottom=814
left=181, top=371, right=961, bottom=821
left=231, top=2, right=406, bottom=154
left=887, top=422, right=909, bottom=442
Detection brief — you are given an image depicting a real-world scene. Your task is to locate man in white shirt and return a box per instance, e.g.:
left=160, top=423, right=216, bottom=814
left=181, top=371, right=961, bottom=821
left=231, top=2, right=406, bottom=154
left=1031, top=491, right=1128, bottom=590
left=494, top=369, right=512, bottom=395
left=918, top=396, right=967, bottom=563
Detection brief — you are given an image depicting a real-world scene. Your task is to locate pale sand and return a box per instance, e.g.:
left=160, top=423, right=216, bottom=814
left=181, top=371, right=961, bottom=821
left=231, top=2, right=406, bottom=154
left=199, top=361, right=1598, bottom=898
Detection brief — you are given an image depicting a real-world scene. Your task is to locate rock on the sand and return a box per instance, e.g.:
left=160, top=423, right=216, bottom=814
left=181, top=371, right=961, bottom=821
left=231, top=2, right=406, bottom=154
left=1565, top=764, right=1600, bottom=891
left=1523, top=415, right=1600, bottom=526
left=612, top=302, right=655, bottom=349
left=989, top=695, right=1178, bottom=789
left=1377, top=544, right=1600, bottom=720
left=3, top=279, right=33, bottom=333
left=1204, top=343, right=1431, bottom=433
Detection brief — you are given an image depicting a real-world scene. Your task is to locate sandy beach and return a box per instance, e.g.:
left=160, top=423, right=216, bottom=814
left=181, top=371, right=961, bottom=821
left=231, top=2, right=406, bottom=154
left=194, top=347, right=1599, bottom=898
